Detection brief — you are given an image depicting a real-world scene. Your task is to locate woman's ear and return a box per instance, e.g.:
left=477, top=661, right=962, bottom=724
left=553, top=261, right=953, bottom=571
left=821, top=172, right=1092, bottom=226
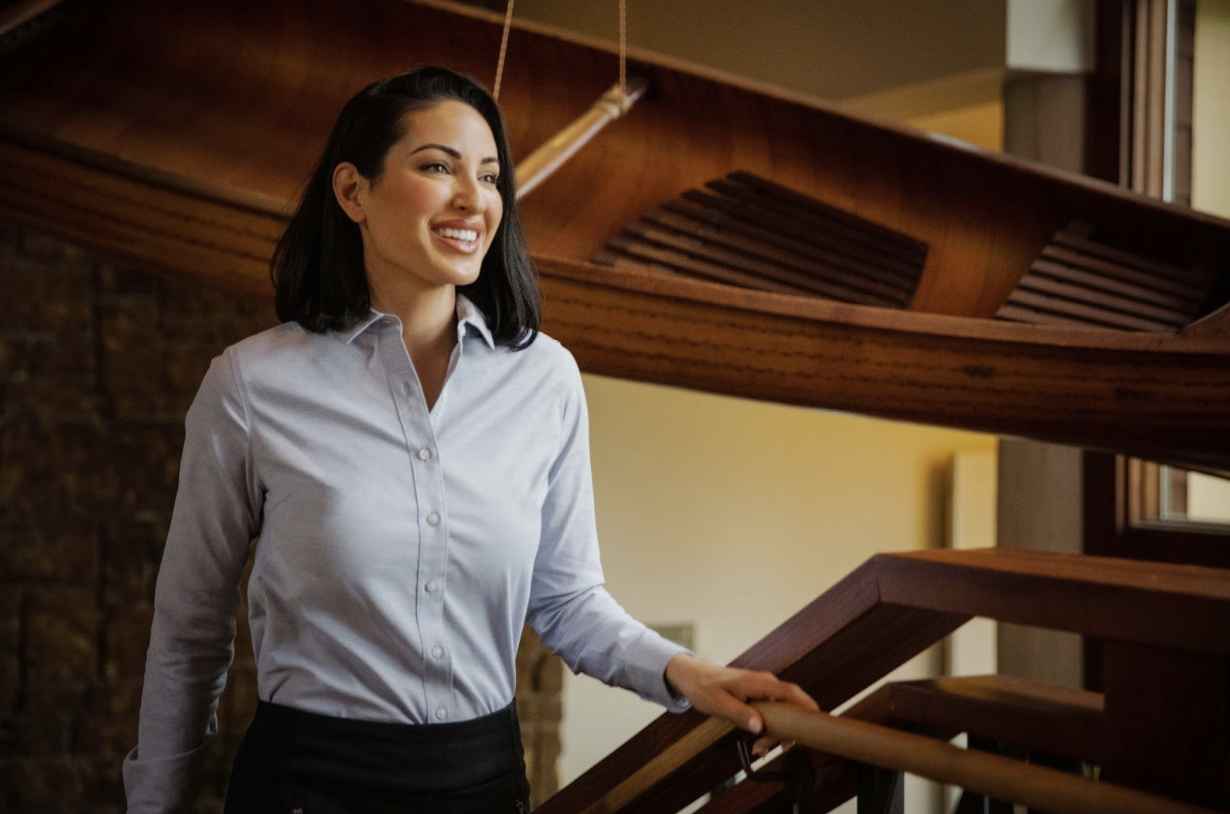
left=332, top=162, right=368, bottom=224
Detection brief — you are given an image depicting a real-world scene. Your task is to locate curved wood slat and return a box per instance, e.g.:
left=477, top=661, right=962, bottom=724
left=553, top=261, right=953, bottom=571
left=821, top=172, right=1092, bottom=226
left=600, top=172, right=925, bottom=306
left=644, top=205, right=915, bottom=302
left=1030, top=258, right=1203, bottom=311
left=676, top=192, right=927, bottom=282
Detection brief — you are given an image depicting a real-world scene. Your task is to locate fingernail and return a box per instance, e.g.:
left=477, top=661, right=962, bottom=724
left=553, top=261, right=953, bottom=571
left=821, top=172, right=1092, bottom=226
left=748, top=718, right=762, bottom=734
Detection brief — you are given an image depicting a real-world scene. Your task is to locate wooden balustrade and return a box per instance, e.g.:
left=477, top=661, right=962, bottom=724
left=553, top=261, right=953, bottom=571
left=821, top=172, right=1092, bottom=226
left=756, top=702, right=1219, bottom=814
left=538, top=549, right=1230, bottom=814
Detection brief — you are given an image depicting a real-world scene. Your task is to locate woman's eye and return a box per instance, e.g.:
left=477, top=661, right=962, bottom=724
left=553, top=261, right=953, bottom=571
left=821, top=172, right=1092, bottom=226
left=420, top=162, right=449, bottom=173
left=481, top=173, right=500, bottom=185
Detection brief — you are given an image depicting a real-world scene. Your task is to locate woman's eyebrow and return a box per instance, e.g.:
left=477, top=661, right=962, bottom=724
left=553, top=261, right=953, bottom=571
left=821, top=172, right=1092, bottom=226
left=410, top=144, right=499, bottom=165
left=411, top=143, right=461, bottom=158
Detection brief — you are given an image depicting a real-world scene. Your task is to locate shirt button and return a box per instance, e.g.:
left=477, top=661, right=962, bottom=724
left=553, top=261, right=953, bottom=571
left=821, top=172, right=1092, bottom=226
left=426, top=512, right=440, bottom=526
left=425, top=579, right=438, bottom=593
left=431, top=645, right=444, bottom=659
left=417, top=448, right=432, bottom=461
left=435, top=707, right=448, bottom=720
left=403, top=382, right=413, bottom=395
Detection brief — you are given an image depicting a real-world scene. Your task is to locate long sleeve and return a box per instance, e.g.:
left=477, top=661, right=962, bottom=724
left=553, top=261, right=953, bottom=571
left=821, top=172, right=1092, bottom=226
left=124, top=349, right=264, bottom=813
left=525, top=352, right=690, bottom=711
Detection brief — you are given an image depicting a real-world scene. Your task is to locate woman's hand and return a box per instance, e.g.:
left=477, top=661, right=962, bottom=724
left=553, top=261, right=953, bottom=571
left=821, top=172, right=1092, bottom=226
left=664, top=652, right=819, bottom=756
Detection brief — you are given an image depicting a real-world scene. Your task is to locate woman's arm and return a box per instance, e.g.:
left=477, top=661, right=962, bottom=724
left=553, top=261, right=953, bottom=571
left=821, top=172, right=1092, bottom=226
left=527, top=346, right=817, bottom=735
left=123, top=348, right=263, bottom=814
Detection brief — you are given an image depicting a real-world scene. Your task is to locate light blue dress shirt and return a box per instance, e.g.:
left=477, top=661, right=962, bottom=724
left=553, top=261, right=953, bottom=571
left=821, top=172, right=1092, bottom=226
left=123, top=295, right=688, bottom=813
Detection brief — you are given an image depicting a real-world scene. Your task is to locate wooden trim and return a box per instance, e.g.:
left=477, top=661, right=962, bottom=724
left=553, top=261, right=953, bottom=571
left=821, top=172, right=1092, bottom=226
left=1087, top=0, right=1133, bottom=185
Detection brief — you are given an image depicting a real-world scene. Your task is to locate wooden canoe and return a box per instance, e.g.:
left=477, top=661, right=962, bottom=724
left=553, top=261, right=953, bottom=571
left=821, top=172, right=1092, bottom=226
left=1, top=0, right=1227, bottom=471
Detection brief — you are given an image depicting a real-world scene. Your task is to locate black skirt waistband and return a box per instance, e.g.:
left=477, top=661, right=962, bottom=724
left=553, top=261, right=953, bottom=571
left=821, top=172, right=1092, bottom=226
left=233, top=701, right=525, bottom=795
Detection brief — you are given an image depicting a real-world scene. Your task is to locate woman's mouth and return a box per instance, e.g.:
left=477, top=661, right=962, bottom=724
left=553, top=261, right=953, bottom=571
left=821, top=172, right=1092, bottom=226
left=432, top=226, right=480, bottom=254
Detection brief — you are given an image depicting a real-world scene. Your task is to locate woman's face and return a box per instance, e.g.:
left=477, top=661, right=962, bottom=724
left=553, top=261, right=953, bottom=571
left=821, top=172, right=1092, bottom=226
left=339, top=99, right=504, bottom=296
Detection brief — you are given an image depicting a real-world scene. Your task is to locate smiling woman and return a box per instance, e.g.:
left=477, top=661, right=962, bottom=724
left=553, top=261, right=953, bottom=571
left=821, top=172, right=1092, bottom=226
left=333, top=102, right=504, bottom=306
left=120, top=66, right=815, bottom=814
left=333, top=99, right=507, bottom=408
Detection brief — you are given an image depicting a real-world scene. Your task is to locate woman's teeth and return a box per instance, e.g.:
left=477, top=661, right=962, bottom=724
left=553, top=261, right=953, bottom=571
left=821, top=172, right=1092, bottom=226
left=438, top=228, right=478, bottom=241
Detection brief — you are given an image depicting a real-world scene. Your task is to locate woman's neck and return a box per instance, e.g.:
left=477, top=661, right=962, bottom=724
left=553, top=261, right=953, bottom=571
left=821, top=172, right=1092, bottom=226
left=369, top=280, right=458, bottom=409
left=370, top=281, right=456, bottom=353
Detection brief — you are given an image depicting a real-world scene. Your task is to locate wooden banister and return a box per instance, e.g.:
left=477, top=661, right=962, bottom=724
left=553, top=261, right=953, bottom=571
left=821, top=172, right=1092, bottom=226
left=538, top=550, right=1230, bottom=814
left=699, top=674, right=1104, bottom=814
left=756, top=702, right=1219, bottom=814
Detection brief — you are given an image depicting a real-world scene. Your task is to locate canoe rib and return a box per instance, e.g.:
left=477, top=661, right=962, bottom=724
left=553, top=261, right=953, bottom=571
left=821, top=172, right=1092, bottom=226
left=595, top=172, right=927, bottom=306
left=997, top=222, right=1217, bottom=332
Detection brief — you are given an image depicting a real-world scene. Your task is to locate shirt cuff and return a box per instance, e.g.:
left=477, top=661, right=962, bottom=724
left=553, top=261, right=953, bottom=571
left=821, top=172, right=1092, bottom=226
left=623, top=629, right=693, bottom=713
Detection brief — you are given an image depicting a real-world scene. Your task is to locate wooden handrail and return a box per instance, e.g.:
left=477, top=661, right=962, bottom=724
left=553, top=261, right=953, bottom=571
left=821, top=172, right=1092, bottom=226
left=698, top=674, right=1105, bottom=814
left=514, top=77, right=648, bottom=199
left=756, top=702, right=1218, bottom=814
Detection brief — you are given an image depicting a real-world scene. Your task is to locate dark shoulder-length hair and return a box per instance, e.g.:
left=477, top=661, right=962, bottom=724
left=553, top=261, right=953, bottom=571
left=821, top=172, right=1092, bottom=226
left=272, top=66, right=540, bottom=349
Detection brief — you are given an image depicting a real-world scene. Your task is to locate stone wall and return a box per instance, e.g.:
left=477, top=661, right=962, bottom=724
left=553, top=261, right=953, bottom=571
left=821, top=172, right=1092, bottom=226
left=0, top=221, right=562, bottom=812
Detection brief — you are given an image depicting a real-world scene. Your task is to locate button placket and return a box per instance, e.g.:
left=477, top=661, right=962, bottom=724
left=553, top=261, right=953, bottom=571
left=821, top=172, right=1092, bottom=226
left=381, top=331, right=452, bottom=725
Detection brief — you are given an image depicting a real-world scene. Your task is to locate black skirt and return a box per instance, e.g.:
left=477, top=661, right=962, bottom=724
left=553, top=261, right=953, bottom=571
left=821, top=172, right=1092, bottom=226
left=224, top=701, right=531, bottom=814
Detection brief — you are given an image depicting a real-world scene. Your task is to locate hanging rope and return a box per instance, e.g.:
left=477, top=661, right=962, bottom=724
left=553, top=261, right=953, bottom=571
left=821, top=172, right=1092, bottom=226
left=495, top=0, right=628, bottom=107
left=619, top=0, right=627, bottom=103
left=492, top=0, right=515, bottom=101
left=511, top=0, right=646, bottom=197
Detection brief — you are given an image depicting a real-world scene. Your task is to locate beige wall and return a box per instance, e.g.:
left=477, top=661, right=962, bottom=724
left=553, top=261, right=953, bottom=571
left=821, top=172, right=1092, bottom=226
left=1194, top=0, right=1230, bottom=220
left=491, top=0, right=1006, bottom=102
left=1184, top=0, right=1230, bottom=519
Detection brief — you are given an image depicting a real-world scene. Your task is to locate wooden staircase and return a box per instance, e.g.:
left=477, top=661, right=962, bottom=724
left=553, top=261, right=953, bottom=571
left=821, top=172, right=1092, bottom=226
left=537, top=549, right=1230, bottom=814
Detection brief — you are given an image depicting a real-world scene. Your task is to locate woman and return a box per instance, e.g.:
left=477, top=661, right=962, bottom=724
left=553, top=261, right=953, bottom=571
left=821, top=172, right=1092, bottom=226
left=124, top=67, right=815, bottom=814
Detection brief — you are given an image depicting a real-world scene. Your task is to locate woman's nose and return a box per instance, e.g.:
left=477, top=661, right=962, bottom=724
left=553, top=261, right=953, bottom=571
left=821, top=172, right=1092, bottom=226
left=452, top=177, right=486, bottom=213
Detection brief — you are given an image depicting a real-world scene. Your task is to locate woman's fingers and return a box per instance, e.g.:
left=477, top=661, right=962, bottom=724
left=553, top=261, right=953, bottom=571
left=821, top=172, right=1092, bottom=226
left=706, top=686, right=764, bottom=734
left=663, top=655, right=820, bottom=739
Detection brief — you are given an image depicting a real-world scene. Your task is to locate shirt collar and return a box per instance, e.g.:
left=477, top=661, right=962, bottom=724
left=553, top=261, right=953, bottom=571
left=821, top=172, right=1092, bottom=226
left=335, top=293, right=495, bottom=350
left=455, top=293, right=495, bottom=349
